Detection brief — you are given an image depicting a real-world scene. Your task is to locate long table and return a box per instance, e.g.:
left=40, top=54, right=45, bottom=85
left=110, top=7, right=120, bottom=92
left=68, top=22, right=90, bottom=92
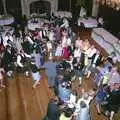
left=77, top=17, right=98, bottom=28
left=91, top=28, right=120, bottom=61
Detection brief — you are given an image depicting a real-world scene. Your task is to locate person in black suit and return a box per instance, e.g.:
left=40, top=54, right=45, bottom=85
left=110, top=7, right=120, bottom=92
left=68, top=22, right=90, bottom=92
left=45, top=97, right=59, bottom=120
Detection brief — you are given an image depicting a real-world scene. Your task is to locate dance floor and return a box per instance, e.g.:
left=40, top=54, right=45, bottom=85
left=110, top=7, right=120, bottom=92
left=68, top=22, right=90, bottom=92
left=0, top=29, right=120, bottom=120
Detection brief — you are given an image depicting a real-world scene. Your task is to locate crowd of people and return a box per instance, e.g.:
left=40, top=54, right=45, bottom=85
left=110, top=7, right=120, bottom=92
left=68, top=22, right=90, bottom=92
left=0, top=14, right=120, bottom=120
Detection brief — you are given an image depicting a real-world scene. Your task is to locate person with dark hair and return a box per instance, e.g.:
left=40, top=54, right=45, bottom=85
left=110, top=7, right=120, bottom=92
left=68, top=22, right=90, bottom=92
left=59, top=108, right=73, bottom=120
left=3, top=32, right=14, bottom=47
left=16, top=49, right=31, bottom=75
left=22, top=37, right=33, bottom=55
left=102, top=83, right=120, bottom=120
left=72, top=57, right=83, bottom=86
left=58, top=82, right=71, bottom=103
left=1, top=46, right=15, bottom=77
left=95, top=85, right=108, bottom=114
left=45, top=97, right=59, bottom=120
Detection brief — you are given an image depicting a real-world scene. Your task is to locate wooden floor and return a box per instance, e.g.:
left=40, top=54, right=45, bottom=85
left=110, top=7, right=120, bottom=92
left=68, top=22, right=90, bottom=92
left=0, top=29, right=120, bottom=120
left=0, top=71, right=54, bottom=120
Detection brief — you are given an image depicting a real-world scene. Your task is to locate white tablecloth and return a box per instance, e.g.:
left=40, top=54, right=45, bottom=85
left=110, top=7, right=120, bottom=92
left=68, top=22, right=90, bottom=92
left=77, top=17, right=98, bottom=28
left=0, top=16, right=14, bottom=25
left=27, top=18, right=49, bottom=31
left=54, top=11, right=72, bottom=18
left=91, top=28, right=120, bottom=61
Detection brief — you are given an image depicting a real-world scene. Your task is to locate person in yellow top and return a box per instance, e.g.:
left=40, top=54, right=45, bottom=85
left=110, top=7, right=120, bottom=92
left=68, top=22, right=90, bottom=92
left=59, top=108, right=73, bottom=120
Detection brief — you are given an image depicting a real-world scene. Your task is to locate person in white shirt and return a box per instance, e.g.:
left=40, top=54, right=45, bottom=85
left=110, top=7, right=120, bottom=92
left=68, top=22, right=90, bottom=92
left=3, top=32, right=14, bottom=47
left=66, top=89, right=77, bottom=109
left=85, top=45, right=97, bottom=58
left=17, top=49, right=31, bottom=75
left=73, top=48, right=81, bottom=58
left=60, top=17, right=69, bottom=28
left=48, top=29, right=55, bottom=42
left=84, top=45, right=97, bottom=75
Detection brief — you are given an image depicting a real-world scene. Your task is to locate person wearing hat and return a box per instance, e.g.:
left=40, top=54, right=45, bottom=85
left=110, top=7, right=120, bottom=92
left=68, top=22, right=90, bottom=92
left=29, top=57, right=41, bottom=88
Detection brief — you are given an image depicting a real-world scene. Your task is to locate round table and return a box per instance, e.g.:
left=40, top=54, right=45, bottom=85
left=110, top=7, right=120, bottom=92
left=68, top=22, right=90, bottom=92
left=27, top=18, right=49, bottom=31
left=0, top=15, right=14, bottom=26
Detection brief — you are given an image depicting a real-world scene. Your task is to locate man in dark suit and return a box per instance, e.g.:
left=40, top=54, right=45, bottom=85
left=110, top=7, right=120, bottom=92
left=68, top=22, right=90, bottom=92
left=45, top=97, right=59, bottom=120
